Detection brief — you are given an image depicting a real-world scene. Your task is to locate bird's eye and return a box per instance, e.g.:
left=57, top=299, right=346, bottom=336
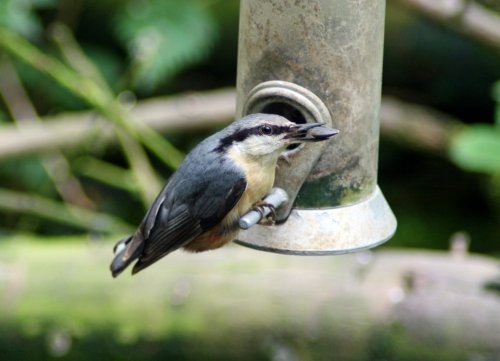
left=259, top=125, right=273, bottom=135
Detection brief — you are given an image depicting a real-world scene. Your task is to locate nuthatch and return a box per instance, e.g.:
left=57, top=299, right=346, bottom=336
left=110, top=113, right=338, bottom=277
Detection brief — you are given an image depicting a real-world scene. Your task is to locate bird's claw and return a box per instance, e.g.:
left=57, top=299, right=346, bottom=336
left=254, top=203, right=277, bottom=226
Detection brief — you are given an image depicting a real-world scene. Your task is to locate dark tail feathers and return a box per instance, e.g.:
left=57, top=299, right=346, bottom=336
left=110, top=235, right=143, bottom=278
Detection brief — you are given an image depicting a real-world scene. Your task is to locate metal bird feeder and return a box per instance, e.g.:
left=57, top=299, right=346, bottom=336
left=235, top=0, right=397, bottom=254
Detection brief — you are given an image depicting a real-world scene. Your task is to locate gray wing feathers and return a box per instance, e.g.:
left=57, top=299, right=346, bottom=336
left=131, top=205, right=203, bottom=274
left=111, top=152, right=247, bottom=276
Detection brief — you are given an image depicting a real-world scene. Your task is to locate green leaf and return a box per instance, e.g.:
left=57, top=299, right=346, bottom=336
left=114, top=0, right=217, bottom=91
left=449, top=124, right=500, bottom=174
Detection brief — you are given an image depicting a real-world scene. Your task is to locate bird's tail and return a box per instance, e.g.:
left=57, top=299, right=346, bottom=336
left=110, top=234, right=144, bottom=278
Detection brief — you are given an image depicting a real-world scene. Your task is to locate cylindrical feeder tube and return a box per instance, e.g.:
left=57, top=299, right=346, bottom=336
left=235, top=0, right=396, bottom=254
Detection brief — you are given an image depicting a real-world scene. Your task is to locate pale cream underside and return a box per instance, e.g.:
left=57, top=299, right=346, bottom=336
left=223, top=145, right=278, bottom=230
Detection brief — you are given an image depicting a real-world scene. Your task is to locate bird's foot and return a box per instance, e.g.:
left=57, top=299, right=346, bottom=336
left=254, top=202, right=277, bottom=226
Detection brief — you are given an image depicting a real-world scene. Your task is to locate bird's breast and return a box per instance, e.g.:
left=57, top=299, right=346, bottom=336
left=226, top=149, right=277, bottom=226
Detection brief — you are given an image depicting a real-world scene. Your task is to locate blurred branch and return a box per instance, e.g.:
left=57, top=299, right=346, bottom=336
left=0, top=87, right=463, bottom=158
left=1, top=242, right=499, bottom=357
left=396, top=0, right=500, bottom=50
left=49, top=23, right=112, bottom=93
left=0, top=188, right=133, bottom=234
left=115, top=127, right=161, bottom=202
left=74, top=156, right=137, bottom=193
left=380, top=96, right=465, bottom=154
left=0, top=88, right=236, bottom=159
left=0, top=56, right=96, bottom=210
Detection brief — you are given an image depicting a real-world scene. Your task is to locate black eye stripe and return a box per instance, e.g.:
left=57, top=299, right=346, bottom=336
left=214, top=124, right=293, bottom=153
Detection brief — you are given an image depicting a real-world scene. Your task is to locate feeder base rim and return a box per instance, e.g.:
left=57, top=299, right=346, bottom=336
left=235, top=186, right=397, bottom=255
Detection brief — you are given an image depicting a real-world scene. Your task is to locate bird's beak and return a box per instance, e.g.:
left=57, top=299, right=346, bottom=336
left=285, top=122, right=339, bottom=142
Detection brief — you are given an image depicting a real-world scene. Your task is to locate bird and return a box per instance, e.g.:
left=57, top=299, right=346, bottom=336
left=110, top=113, right=338, bottom=277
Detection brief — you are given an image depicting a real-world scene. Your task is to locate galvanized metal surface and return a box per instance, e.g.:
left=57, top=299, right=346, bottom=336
left=237, top=0, right=386, bottom=207
left=235, top=0, right=396, bottom=253
left=236, top=186, right=396, bottom=254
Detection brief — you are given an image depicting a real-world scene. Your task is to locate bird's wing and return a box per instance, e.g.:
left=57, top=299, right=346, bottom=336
left=131, top=172, right=247, bottom=274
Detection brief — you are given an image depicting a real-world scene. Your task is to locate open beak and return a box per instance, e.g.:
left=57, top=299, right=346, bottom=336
left=285, top=122, right=339, bottom=142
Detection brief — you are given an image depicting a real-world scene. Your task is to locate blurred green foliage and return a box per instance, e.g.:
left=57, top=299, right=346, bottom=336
left=0, top=0, right=56, bottom=38
left=1, top=157, right=56, bottom=203
left=380, top=3, right=500, bottom=255
left=450, top=124, right=500, bottom=174
left=114, top=0, right=218, bottom=91
left=0, top=0, right=498, bottom=250
left=0, top=237, right=484, bottom=361
left=2, top=0, right=218, bottom=107
left=0, top=2, right=499, bottom=361
left=0, top=0, right=210, bottom=231
left=450, top=81, right=500, bottom=175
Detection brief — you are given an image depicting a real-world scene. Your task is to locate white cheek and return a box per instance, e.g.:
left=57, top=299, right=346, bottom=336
left=255, top=141, right=274, bottom=154
left=237, top=136, right=285, bottom=157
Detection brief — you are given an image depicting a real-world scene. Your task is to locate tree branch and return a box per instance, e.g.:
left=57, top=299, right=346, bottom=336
left=380, top=96, right=464, bottom=154
left=396, top=0, right=500, bottom=49
left=0, top=188, right=132, bottom=234
left=0, top=88, right=462, bottom=159
left=0, top=88, right=236, bottom=160
left=1, top=241, right=499, bottom=356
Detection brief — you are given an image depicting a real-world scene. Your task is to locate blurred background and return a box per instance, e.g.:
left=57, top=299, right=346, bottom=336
left=0, top=0, right=499, bottom=360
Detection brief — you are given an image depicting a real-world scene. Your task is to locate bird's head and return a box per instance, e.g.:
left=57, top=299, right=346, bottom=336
left=216, top=113, right=338, bottom=159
